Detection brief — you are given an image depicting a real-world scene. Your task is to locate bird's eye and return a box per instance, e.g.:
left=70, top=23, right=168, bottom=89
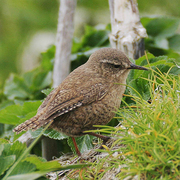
left=114, top=65, right=121, bottom=68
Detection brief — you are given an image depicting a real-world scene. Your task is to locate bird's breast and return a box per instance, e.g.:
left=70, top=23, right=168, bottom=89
left=51, top=83, right=126, bottom=137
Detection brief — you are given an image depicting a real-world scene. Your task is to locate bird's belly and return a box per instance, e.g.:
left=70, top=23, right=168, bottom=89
left=51, top=91, right=122, bottom=137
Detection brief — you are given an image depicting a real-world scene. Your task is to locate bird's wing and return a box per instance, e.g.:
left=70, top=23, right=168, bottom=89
left=13, top=79, right=110, bottom=134
left=38, top=80, right=110, bottom=121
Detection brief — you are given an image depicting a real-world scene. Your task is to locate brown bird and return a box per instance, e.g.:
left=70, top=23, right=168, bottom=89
left=13, top=48, right=147, bottom=156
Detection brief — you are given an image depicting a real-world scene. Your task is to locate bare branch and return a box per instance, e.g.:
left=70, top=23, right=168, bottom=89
left=109, top=0, right=147, bottom=59
left=53, top=0, right=77, bottom=87
left=42, top=0, right=77, bottom=160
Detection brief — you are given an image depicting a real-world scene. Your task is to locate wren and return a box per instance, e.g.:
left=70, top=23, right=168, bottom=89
left=13, top=48, right=147, bottom=156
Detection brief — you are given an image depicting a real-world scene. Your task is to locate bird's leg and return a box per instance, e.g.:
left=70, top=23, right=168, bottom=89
left=71, top=137, right=81, bottom=156
left=85, top=132, right=110, bottom=144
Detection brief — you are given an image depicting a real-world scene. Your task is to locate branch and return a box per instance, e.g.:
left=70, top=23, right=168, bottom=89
left=109, top=0, right=147, bottom=59
left=42, top=0, right=77, bottom=160
left=53, top=0, right=77, bottom=87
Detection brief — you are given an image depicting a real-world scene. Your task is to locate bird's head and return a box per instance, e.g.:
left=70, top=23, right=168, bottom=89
left=87, top=48, right=147, bottom=82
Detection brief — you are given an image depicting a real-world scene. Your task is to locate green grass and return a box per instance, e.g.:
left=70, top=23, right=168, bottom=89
left=79, top=68, right=180, bottom=179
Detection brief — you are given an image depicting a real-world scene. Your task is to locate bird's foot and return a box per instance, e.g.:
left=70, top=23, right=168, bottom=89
left=85, top=132, right=111, bottom=144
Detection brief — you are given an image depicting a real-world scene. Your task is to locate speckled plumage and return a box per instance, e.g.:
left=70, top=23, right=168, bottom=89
left=13, top=48, right=147, bottom=137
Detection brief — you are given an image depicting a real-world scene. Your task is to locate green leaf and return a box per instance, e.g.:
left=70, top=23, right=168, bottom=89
left=23, top=155, right=90, bottom=173
left=154, top=37, right=169, bottom=49
left=1, top=141, right=26, bottom=160
left=128, top=77, right=150, bottom=100
left=0, top=138, right=9, bottom=144
left=6, top=171, right=47, bottom=180
left=43, top=129, right=68, bottom=140
left=0, top=144, right=4, bottom=156
left=72, top=24, right=110, bottom=54
left=41, top=88, right=54, bottom=96
left=142, top=17, right=180, bottom=39
left=29, top=128, right=43, bottom=138
left=81, top=25, right=110, bottom=48
left=71, top=47, right=102, bottom=62
left=32, top=71, right=52, bottom=90
left=6, top=163, right=90, bottom=180
left=68, top=135, right=93, bottom=154
left=141, top=16, right=180, bottom=63
left=40, top=45, right=55, bottom=71
left=9, top=161, right=36, bottom=176
left=169, top=66, right=180, bottom=75
left=4, top=67, right=51, bottom=101
left=0, top=104, right=23, bottom=125
left=0, top=155, right=16, bottom=176
left=127, top=54, right=178, bottom=101
left=71, top=47, right=103, bottom=71
left=3, top=121, right=53, bottom=180
left=30, top=128, right=68, bottom=140
left=23, top=69, right=39, bottom=88
left=134, top=59, right=172, bottom=80
left=168, top=34, right=180, bottom=53
left=21, top=101, right=41, bottom=116
left=4, top=74, right=31, bottom=100
left=0, top=100, right=15, bottom=111
left=23, top=155, right=61, bottom=171
left=21, top=46, right=54, bottom=93
left=135, top=53, right=155, bottom=66
left=0, top=101, right=41, bottom=125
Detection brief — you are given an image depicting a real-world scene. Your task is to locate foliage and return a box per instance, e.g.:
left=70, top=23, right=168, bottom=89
left=0, top=25, right=111, bottom=179
left=141, top=16, right=180, bottom=63
left=1, top=22, right=179, bottom=155
left=2, top=45, right=54, bottom=104
left=71, top=24, right=110, bottom=71
left=118, top=71, right=180, bottom=179
left=124, top=52, right=179, bottom=105
left=0, top=24, right=111, bottom=155
left=0, top=0, right=59, bottom=86
left=0, top=123, right=88, bottom=180
left=0, top=16, right=180, bottom=179
left=119, top=79, right=180, bottom=179
left=80, top=69, right=180, bottom=179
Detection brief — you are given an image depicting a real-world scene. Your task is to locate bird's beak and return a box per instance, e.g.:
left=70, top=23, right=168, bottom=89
left=127, top=63, right=148, bottom=71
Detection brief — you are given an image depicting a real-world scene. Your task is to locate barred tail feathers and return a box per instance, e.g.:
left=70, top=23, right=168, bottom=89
left=13, top=115, right=47, bottom=134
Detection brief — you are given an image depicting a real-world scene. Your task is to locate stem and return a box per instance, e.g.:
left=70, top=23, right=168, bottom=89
left=3, top=120, right=53, bottom=180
